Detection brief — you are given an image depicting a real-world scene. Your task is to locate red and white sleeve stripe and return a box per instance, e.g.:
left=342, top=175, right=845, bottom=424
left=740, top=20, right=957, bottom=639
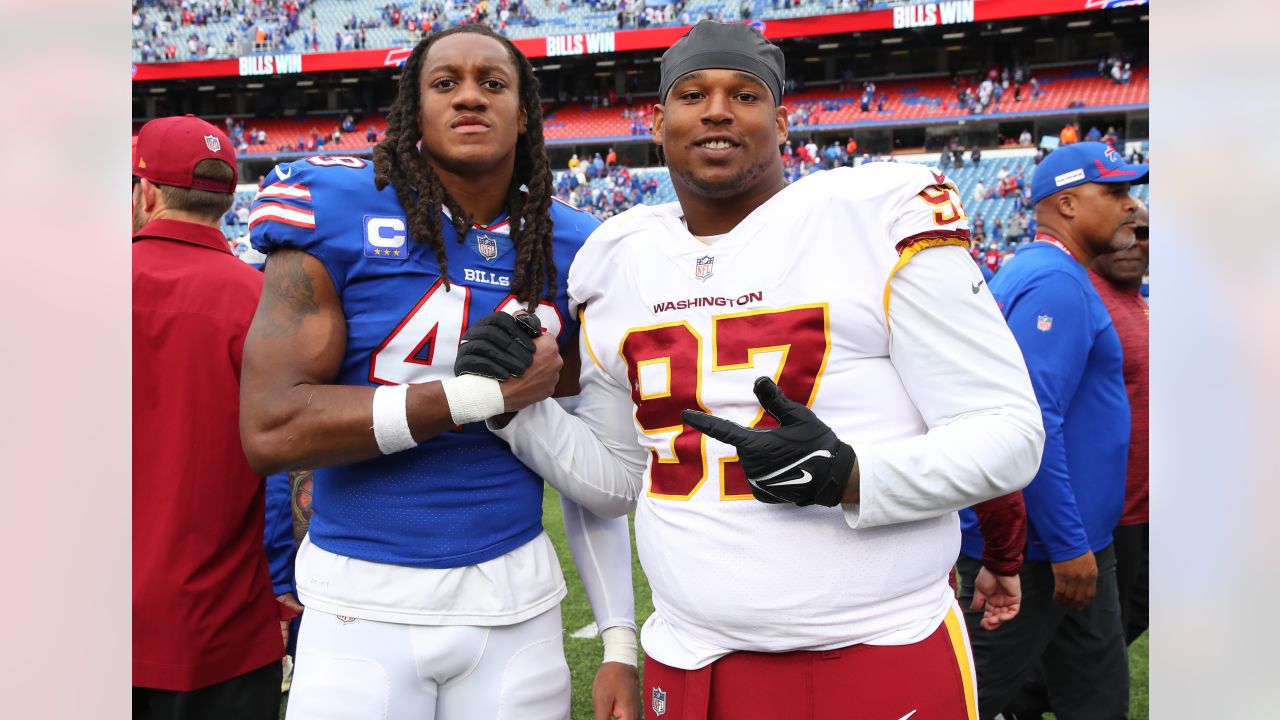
left=249, top=202, right=316, bottom=230
left=254, top=183, right=313, bottom=201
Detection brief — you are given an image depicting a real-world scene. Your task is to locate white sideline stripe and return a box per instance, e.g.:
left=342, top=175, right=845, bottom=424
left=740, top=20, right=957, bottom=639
left=569, top=622, right=598, bottom=639
left=249, top=204, right=315, bottom=226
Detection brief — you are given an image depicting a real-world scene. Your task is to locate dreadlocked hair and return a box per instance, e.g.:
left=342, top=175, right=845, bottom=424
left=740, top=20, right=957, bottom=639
left=372, top=24, right=557, bottom=309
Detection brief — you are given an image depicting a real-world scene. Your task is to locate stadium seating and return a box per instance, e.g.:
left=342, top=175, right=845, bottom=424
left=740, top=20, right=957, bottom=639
left=542, top=66, right=1149, bottom=142
left=551, top=150, right=1148, bottom=225
left=133, top=0, right=921, bottom=62
left=225, top=115, right=390, bottom=155
left=200, top=64, right=1145, bottom=155
left=224, top=150, right=1148, bottom=242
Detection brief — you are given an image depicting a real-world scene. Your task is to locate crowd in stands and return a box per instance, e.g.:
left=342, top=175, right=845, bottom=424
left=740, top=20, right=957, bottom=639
left=544, top=138, right=1149, bottom=250
left=555, top=153, right=662, bottom=220
left=133, top=0, right=309, bottom=61
left=949, top=63, right=1046, bottom=115
left=132, top=0, right=917, bottom=62
left=770, top=0, right=872, bottom=9
left=614, top=0, right=690, bottom=29
left=133, top=0, right=550, bottom=61
left=1100, top=53, right=1136, bottom=85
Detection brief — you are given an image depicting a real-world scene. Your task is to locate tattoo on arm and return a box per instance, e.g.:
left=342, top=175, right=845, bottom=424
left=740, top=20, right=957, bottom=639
left=261, top=251, right=319, bottom=338
left=290, top=469, right=314, bottom=544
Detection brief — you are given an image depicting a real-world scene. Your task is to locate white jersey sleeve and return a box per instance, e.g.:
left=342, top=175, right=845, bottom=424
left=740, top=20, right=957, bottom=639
left=827, top=163, right=1044, bottom=528
left=846, top=241, right=1045, bottom=528
left=488, top=319, right=647, bottom=518
left=560, top=495, right=636, bottom=636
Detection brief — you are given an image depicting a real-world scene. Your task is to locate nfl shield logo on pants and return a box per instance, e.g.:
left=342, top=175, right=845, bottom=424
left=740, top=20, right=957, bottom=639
left=1036, top=314, right=1053, bottom=332
left=204, top=134, right=221, bottom=152
left=694, top=255, right=714, bottom=281
left=651, top=687, right=667, bottom=716
left=478, top=234, right=499, bottom=262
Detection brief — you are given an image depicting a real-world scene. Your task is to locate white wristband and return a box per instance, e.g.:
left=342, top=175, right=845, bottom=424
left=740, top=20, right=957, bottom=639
left=600, top=626, right=638, bottom=667
left=440, top=374, right=506, bottom=425
left=372, top=384, right=417, bottom=454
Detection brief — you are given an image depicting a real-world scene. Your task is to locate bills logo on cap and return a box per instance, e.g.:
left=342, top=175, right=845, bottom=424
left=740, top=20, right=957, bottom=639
left=204, top=134, right=221, bottom=152
left=651, top=687, right=667, bottom=717
left=1037, top=314, right=1053, bottom=332
left=695, top=255, right=714, bottom=281
left=477, top=234, right=499, bottom=261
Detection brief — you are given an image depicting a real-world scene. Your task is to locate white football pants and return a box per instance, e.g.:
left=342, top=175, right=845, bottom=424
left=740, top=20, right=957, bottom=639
left=283, top=606, right=570, bottom=720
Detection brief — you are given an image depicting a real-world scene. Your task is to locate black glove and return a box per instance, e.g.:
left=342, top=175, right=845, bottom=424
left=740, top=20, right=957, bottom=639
left=454, top=311, right=543, bottom=380
left=681, top=377, right=855, bottom=507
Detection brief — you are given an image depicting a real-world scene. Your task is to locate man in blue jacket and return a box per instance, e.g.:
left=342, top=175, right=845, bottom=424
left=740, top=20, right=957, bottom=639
left=956, top=142, right=1147, bottom=720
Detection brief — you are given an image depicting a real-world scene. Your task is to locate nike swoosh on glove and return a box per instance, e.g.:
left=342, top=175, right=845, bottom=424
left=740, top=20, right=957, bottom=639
left=453, top=311, right=543, bottom=380
left=681, top=377, right=856, bottom=507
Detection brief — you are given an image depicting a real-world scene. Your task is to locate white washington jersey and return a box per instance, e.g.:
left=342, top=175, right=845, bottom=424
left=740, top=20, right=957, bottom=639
left=493, top=162, right=1044, bottom=669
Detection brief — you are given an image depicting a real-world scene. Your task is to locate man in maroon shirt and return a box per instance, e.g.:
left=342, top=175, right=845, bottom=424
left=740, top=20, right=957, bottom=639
left=1090, top=197, right=1150, bottom=645
left=133, top=115, right=285, bottom=719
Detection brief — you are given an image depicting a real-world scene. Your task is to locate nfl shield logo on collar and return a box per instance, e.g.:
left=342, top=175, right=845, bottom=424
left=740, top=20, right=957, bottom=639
left=1037, top=314, right=1053, bottom=332
left=651, top=687, right=667, bottom=717
left=477, top=234, right=499, bottom=262
left=204, top=134, right=221, bottom=152
left=695, top=255, right=714, bottom=281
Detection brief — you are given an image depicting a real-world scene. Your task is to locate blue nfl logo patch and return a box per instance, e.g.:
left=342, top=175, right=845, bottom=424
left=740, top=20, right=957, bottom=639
left=1037, top=314, right=1053, bottom=332
left=478, top=234, right=499, bottom=262
left=695, top=255, right=714, bottom=281
left=651, top=687, right=667, bottom=716
left=204, top=134, right=221, bottom=152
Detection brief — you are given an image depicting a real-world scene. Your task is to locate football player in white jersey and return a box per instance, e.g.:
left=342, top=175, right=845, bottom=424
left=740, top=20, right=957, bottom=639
left=458, top=21, right=1044, bottom=720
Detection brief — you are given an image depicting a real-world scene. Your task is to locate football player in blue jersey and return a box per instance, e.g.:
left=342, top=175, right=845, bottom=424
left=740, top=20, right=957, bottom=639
left=240, top=25, right=639, bottom=720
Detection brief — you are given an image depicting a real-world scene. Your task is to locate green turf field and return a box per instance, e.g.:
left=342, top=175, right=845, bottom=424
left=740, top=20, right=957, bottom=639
left=282, top=489, right=1147, bottom=719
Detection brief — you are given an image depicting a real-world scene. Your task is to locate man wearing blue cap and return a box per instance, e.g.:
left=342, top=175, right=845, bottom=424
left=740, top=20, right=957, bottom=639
left=956, top=141, right=1148, bottom=720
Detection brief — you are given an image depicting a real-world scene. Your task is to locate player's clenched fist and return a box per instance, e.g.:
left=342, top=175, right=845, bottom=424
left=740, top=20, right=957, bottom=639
left=454, top=310, right=562, bottom=414
left=682, top=377, right=857, bottom=507
left=499, top=333, right=563, bottom=412
left=454, top=311, right=543, bottom=380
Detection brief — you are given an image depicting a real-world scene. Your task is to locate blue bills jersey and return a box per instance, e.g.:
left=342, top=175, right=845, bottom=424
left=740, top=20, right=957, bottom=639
left=250, top=155, right=598, bottom=568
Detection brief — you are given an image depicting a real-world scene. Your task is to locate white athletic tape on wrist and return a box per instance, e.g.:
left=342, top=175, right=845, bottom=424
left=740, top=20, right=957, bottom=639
left=600, top=626, right=638, bottom=667
left=372, top=384, right=417, bottom=454
left=441, top=374, right=506, bottom=426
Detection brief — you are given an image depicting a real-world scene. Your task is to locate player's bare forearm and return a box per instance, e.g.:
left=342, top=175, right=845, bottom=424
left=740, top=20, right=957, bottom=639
left=290, top=470, right=314, bottom=543
left=841, top=457, right=861, bottom=504
left=240, top=250, right=458, bottom=475
left=242, top=378, right=459, bottom=475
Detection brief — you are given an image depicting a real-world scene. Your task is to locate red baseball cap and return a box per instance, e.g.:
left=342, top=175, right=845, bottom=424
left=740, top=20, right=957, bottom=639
left=133, top=114, right=238, bottom=193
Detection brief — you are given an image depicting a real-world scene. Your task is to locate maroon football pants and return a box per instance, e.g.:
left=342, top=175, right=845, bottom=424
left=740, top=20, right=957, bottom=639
left=642, top=607, right=976, bottom=720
